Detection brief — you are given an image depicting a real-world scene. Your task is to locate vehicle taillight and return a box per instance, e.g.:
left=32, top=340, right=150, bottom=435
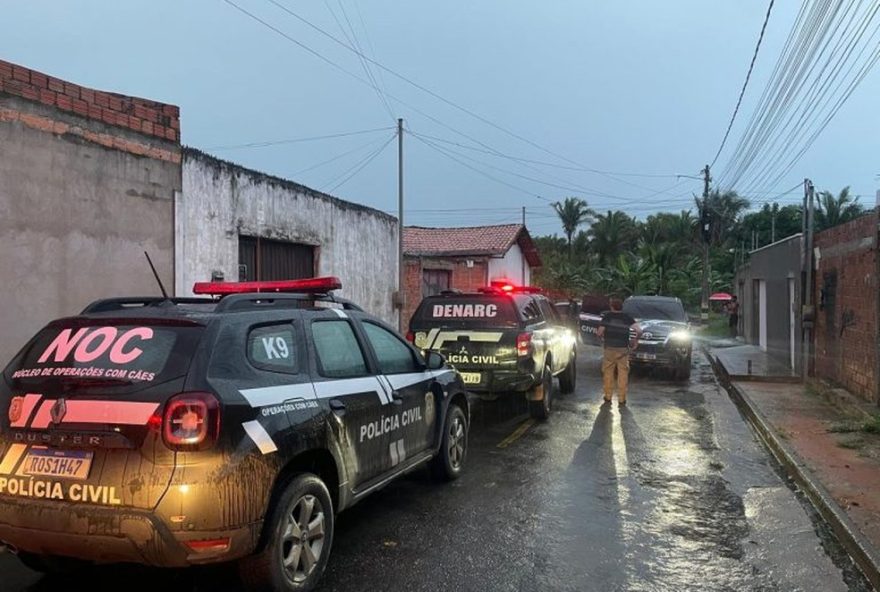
left=162, top=392, right=221, bottom=451
left=405, top=331, right=415, bottom=343
left=516, top=332, right=532, bottom=357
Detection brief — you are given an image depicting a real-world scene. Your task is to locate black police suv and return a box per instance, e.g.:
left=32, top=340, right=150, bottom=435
left=624, top=295, right=693, bottom=380
left=578, top=294, right=610, bottom=346
left=408, top=284, right=577, bottom=420
left=0, top=277, right=469, bottom=592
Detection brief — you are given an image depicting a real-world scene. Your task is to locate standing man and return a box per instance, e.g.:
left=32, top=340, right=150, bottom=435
left=727, top=295, right=740, bottom=338
left=598, top=296, right=641, bottom=405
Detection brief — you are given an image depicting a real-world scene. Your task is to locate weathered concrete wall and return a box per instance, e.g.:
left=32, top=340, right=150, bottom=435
left=179, top=149, right=398, bottom=323
left=814, top=212, right=879, bottom=403
left=735, top=234, right=803, bottom=369
left=487, top=243, right=531, bottom=286
left=0, top=60, right=180, bottom=365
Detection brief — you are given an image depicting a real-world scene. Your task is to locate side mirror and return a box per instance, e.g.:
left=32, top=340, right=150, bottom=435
left=425, top=350, right=447, bottom=370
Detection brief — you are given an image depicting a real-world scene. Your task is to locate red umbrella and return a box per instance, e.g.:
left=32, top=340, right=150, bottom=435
left=709, top=292, right=733, bottom=301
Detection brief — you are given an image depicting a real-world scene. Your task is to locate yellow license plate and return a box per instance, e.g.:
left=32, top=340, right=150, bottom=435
left=22, top=448, right=93, bottom=480
left=460, top=372, right=482, bottom=385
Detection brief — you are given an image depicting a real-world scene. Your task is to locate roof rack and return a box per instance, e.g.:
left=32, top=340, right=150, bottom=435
left=214, top=293, right=364, bottom=313
left=81, top=297, right=214, bottom=314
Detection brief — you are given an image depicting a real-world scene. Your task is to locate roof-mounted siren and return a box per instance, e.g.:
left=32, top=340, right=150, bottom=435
left=192, top=276, right=342, bottom=296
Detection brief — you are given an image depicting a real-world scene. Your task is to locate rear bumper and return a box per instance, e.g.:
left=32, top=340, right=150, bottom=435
left=466, top=370, right=537, bottom=394
left=0, top=497, right=258, bottom=567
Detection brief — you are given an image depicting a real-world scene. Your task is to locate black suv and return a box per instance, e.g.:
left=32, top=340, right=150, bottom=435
left=624, top=295, right=693, bottom=380
left=577, top=294, right=610, bottom=346
left=408, top=284, right=577, bottom=420
left=0, top=277, right=468, bottom=592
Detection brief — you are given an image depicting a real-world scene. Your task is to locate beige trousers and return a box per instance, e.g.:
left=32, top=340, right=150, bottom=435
left=602, top=347, right=630, bottom=401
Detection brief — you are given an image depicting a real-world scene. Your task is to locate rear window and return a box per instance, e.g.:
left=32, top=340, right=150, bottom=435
left=581, top=295, right=609, bottom=315
left=414, top=296, right=519, bottom=327
left=622, top=299, right=687, bottom=322
left=5, top=321, right=204, bottom=387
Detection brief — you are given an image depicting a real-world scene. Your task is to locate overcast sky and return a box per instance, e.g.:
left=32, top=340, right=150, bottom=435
left=3, top=1, right=879, bottom=236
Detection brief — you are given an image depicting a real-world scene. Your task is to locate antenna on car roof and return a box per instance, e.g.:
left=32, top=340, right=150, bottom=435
left=144, top=251, right=169, bottom=299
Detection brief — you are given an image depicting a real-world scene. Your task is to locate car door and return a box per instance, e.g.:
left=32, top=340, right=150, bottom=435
left=536, top=297, right=565, bottom=373
left=358, top=320, right=436, bottom=464
left=308, top=316, right=389, bottom=489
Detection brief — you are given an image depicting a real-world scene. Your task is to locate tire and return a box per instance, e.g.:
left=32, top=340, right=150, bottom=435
left=559, top=354, right=576, bottom=394
left=430, top=404, right=468, bottom=481
left=676, top=354, right=692, bottom=381
left=529, top=363, right=553, bottom=420
left=239, top=474, right=334, bottom=592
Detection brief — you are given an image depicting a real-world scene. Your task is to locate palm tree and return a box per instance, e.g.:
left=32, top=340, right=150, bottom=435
left=552, top=197, right=594, bottom=256
left=600, top=254, right=657, bottom=297
left=698, top=190, right=750, bottom=247
left=587, top=210, right=638, bottom=266
left=641, top=242, right=681, bottom=295
left=815, top=186, right=864, bottom=231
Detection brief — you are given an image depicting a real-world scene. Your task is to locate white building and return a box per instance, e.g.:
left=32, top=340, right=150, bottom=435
left=177, top=149, right=399, bottom=323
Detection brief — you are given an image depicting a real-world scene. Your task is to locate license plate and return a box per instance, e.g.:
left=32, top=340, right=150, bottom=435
left=460, top=372, right=482, bottom=385
left=635, top=353, right=657, bottom=361
left=22, top=448, right=93, bottom=480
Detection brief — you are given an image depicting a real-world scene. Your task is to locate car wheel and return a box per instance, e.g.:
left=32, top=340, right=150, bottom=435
left=239, top=474, right=334, bottom=592
left=430, top=404, right=468, bottom=481
left=529, top=363, right=553, bottom=420
left=675, top=354, right=692, bottom=381
left=559, top=354, right=576, bottom=394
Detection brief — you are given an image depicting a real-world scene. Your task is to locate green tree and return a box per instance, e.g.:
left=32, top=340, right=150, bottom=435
left=588, top=210, right=639, bottom=266
left=597, top=254, right=657, bottom=297
left=815, top=186, right=865, bottom=231
left=699, top=190, right=750, bottom=247
left=552, top=197, right=594, bottom=257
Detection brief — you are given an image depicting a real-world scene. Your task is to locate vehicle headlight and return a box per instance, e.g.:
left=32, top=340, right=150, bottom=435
left=668, top=330, right=691, bottom=342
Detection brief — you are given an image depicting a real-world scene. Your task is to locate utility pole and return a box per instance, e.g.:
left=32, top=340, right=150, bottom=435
left=801, top=178, right=815, bottom=379
left=771, top=204, right=777, bottom=243
left=700, top=164, right=711, bottom=324
left=521, top=206, right=527, bottom=285
left=397, top=118, right=405, bottom=332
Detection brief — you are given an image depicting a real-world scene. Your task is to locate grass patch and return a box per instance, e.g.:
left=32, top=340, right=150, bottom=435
left=827, top=415, right=880, bottom=434
left=837, top=438, right=865, bottom=450
left=701, top=313, right=731, bottom=339
left=862, top=416, right=880, bottom=434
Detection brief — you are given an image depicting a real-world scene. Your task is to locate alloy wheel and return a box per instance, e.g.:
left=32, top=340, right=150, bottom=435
left=280, top=494, right=326, bottom=584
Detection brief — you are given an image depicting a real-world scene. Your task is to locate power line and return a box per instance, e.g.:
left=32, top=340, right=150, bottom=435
left=324, top=0, right=395, bottom=122
left=320, top=132, right=396, bottom=192
left=205, top=126, right=395, bottom=150
left=408, top=131, right=682, bottom=180
left=410, top=130, right=691, bottom=204
left=711, top=0, right=775, bottom=167
left=717, top=0, right=880, bottom=193
left=258, top=0, right=695, bottom=186
left=292, top=134, right=393, bottom=176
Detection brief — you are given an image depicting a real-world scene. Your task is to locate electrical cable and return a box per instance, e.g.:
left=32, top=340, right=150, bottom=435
left=711, top=0, right=775, bottom=167
left=205, top=126, right=394, bottom=150
left=320, top=132, right=396, bottom=192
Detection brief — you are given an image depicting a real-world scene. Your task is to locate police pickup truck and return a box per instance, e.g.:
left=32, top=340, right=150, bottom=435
left=0, top=277, right=469, bottom=592
left=408, top=283, right=577, bottom=420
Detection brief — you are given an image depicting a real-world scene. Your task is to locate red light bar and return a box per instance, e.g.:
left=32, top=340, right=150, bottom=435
left=192, top=276, right=342, bottom=295
left=480, top=281, right=542, bottom=294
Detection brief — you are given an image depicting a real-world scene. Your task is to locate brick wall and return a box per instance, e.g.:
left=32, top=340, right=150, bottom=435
left=813, top=211, right=880, bottom=402
left=0, top=59, right=180, bottom=161
left=0, top=59, right=180, bottom=365
left=402, top=256, right=489, bottom=332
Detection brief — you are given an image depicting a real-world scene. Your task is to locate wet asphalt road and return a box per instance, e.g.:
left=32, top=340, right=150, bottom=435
left=1, top=349, right=873, bottom=592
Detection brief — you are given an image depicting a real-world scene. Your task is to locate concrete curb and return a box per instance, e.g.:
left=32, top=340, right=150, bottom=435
left=706, top=350, right=880, bottom=590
